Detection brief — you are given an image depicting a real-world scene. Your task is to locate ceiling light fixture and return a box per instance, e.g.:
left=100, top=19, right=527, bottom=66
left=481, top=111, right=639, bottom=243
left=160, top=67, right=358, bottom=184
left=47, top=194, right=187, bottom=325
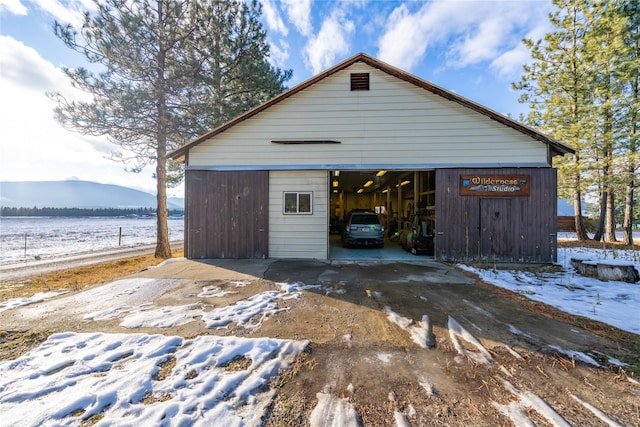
left=363, top=180, right=373, bottom=187
left=357, top=188, right=364, bottom=193
left=333, top=180, right=339, bottom=188
left=376, top=170, right=387, bottom=177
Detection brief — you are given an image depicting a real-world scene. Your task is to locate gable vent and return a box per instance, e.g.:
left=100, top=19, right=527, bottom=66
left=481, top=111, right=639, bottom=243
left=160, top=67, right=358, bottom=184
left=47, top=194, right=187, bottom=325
left=350, top=73, right=370, bottom=91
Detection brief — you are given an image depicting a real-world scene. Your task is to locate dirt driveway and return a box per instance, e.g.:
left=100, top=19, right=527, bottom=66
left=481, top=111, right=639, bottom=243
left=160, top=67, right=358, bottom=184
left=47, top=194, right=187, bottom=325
left=1, top=258, right=638, bottom=425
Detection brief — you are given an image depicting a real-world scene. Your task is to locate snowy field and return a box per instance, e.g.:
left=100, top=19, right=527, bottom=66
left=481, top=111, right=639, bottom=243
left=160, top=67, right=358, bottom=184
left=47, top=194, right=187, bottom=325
left=0, top=234, right=638, bottom=425
left=0, top=216, right=184, bottom=263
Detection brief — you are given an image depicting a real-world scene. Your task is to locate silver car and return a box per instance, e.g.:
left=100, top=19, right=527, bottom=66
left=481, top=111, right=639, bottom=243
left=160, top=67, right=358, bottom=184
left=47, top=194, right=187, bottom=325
left=342, top=210, right=385, bottom=248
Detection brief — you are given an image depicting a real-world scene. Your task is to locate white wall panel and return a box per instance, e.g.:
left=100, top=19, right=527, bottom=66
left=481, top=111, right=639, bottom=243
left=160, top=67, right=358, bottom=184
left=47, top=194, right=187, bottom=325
left=269, top=171, right=328, bottom=259
left=189, top=63, right=548, bottom=169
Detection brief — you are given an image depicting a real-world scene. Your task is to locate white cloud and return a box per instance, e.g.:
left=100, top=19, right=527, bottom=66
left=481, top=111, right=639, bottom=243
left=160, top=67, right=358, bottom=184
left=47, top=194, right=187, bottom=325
left=304, top=9, right=355, bottom=74
left=0, top=0, right=27, bottom=15
left=282, top=0, right=312, bottom=36
left=491, top=16, right=553, bottom=78
left=29, top=0, right=95, bottom=27
left=268, top=38, right=290, bottom=67
left=0, top=36, right=158, bottom=193
left=377, top=0, right=552, bottom=76
left=260, top=0, right=288, bottom=36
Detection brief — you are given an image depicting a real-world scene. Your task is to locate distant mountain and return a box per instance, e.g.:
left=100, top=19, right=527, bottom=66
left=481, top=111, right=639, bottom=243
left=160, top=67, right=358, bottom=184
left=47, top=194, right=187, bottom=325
left=0, top=180, right=184, bottom=210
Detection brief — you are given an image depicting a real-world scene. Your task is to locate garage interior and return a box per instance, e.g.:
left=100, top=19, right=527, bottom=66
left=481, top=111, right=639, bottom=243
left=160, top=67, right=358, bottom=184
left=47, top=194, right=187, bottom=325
left=329, top=169, right=436, bottom=260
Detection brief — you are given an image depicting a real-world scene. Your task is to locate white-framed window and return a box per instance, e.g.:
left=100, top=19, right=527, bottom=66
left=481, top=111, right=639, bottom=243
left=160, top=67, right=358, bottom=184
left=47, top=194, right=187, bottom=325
left=283, top=191, right=313, bottom=214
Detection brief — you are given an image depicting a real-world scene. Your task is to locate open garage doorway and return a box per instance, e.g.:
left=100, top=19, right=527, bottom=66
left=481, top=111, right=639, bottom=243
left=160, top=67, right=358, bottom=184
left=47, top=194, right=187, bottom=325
left=328, top=169, right=436, bottom=260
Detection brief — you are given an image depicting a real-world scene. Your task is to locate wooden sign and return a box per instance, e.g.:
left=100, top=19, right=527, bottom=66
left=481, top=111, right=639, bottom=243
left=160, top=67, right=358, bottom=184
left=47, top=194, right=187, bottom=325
left=460, top=175, right=530, bottom=197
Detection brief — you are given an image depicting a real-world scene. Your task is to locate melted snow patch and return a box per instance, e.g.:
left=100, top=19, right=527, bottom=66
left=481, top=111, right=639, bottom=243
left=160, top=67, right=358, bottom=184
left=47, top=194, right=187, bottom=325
left=501, top=379, right=571, bottom=427
left=548, top=345, right=601, bottom=367
left=492, top=400, right=535, bottom=427
left=384, top=307, right=435, bottom=349
left=394, top=411, right=411, bottom=427
left=447, top=316, right=492, bottom=364
left=197, top=285, right=237, bottom=298
left=0, top=332, right=308, bottom=427
left=0, top=291, right=68, bottom=312
left=309, top=392, right=361, bottom=427
left=570, top=394, right=623, bottom=427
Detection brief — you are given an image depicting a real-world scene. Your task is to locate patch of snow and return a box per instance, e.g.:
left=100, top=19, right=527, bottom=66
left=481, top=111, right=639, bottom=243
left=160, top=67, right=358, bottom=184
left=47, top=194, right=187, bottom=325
left=197, top=285, right=237, bottom=298
left=231, top=280, right=251, bottom=287
left=378, top=353, right=392, bottom=363
left=394, top=411, right=411, bottom=427
left=0, top=332, right=308, bottom=427
left=309, top=392, right=361, bottom=427
left=343, top=334, right=352, bottom=348
left=447, top=316, right=492, bottom=365
left=15, top=278, right=186, bottom=320
left=501, top=379, right=571, bottom=427
left=407, top=404, right=416, bottom=417
left=202, top=291, right=289, bottom=331
left=0, top=291, right=67, bottom=312
left=592, top=351, right=630, bottom=367
left=548, top=345, right=601, bottom=367
left=120, top=304, right=203, bottom=329
left=492, top=401, right=535, bottom=427
left=384, top=307, right=435, bottom=349
left=147, top=257, right=185, bottom=269
left=458, top=246, right=640, bottom=334
left=570, top=394, right=623, bottom=427
left=418, top=377, right=437, bottom=396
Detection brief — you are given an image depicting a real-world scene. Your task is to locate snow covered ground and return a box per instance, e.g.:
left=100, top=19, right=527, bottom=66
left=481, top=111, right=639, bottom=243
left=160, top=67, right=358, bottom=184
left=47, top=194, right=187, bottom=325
left=459, top=243, right=640, bottom=335
left=0, top=239, right=638, bottom=426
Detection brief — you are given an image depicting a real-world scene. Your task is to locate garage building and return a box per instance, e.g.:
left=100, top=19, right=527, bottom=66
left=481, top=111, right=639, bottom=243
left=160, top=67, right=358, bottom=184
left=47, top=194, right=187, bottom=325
left=170, top=53, right=574, bottom=263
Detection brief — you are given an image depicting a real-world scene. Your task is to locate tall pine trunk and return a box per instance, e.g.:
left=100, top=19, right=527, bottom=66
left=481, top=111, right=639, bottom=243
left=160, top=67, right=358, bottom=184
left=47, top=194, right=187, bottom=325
left=573, top=153, right=589, bottom=240
left=154, top=2, right=172, bottom=259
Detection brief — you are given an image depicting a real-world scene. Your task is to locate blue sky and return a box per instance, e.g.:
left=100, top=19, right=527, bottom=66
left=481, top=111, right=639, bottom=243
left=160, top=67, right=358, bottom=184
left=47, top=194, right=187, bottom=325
left=0, top=0, right=554, bottom=196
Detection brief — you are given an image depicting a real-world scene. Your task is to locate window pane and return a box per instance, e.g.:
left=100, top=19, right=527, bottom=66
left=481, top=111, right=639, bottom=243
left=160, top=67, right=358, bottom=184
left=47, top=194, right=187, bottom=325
left=284, top=193, right=297, bottom=213
left=299, top=193, right=311, bottom=213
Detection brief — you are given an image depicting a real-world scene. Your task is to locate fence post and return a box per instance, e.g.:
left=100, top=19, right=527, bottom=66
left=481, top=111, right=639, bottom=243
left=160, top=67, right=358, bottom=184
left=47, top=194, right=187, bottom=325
left=118, top=227, right=122, bottom=246
left=24, top=233, right=27, bottom=258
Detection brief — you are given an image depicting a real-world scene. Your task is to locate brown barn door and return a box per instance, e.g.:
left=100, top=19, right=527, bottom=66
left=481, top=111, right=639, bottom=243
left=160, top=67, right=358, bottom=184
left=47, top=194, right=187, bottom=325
left=479, top=198, right=513, bottom=261
left=186, top=170, right=268, bottom=259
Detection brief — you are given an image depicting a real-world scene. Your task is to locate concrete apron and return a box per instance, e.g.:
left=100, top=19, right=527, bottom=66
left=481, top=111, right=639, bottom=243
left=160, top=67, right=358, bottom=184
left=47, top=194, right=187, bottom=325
left=136, top=258, right=474, bottom=287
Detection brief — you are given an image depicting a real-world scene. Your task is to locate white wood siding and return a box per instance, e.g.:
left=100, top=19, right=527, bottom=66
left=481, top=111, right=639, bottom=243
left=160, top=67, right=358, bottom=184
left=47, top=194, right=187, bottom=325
left=269, top=171, right=328, bottom=259
left=189, top=63, right=548, bottom=169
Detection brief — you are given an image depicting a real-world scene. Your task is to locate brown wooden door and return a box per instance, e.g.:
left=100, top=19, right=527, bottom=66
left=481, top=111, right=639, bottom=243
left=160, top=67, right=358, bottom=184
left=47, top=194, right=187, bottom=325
left=479, top=198, right=514, bottom=261
left=186, top=170, right=268, bottom=259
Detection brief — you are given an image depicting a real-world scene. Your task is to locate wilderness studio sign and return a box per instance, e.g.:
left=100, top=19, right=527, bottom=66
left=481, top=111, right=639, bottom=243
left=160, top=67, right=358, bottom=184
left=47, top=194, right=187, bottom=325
left=460, top=175, right=530, bottom=197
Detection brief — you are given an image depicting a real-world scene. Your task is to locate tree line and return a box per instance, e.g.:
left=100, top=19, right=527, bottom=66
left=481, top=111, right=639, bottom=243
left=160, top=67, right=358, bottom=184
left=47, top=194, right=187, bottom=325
left=515, top=0, right=639, bottom=244
left=1, top=207, right=184, bottom=217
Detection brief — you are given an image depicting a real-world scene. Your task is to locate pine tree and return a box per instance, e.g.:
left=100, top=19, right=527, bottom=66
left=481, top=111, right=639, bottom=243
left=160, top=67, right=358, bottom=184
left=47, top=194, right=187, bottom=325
left=48, top=0, right=291, bottom=258
left=620, top=1, right=639, bottom=245
left=514, top=0, right=592, bottom=240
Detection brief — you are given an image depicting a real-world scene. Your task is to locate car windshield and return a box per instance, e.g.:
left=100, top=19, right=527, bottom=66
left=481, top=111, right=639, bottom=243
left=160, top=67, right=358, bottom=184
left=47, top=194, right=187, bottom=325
left=351, top=214, right=380, bottom=225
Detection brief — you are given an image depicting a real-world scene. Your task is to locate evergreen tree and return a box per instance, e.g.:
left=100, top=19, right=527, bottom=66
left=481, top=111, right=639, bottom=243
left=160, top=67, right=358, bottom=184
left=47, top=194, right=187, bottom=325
left=48, top=0, right=291, bottom=258
left=515, top=0, right=638, bottom=244
left=620, top=0, right=639, bottom=245
left=514, top=0, right=592, bottom=240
